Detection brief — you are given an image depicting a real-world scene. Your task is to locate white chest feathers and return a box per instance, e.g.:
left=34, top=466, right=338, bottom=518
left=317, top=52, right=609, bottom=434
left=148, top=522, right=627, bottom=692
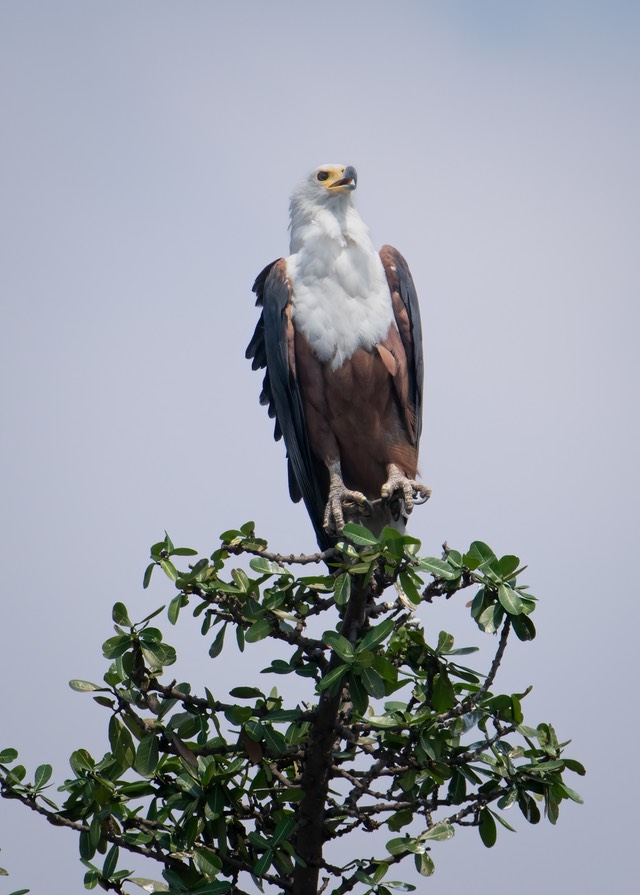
left=287, top=239, right=394, bottom=370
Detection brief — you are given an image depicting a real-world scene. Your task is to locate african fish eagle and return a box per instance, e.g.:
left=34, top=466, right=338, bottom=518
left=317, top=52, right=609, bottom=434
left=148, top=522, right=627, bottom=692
left=246, top=163, right=430, bottom=550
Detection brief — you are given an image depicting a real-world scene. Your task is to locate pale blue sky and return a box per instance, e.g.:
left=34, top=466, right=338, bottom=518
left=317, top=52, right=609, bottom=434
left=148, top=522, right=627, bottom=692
left=1, top=2, right=638, bottom=892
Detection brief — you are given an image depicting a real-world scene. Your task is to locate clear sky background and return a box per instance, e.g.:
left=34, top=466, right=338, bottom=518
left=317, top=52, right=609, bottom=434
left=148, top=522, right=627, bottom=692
left=1, top=1, right=638, bottom=892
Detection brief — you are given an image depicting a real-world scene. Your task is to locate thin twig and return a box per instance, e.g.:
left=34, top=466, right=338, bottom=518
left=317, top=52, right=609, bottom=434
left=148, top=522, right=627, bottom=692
left=438, top=619, right=511, bottom=724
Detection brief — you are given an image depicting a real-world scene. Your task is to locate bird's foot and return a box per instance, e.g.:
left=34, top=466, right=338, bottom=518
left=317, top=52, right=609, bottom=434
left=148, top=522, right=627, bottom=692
left=381, top=465, right=431, bottom=520
left=323, top=481, right=371, bottom=535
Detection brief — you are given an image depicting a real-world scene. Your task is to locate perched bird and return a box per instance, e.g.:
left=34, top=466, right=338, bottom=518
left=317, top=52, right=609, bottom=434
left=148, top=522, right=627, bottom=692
left=246, top=164, right=429, bottom=550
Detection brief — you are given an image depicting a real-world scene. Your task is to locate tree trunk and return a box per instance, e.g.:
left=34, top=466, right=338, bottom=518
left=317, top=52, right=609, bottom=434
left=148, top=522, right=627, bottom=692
left=292, top=579, right=371, bottom=895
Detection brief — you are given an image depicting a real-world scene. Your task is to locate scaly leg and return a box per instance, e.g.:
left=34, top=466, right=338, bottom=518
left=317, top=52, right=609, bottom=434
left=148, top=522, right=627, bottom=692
left=323, top=462, right=371, bottom=534
left=381, top=463, right=431, bottom=519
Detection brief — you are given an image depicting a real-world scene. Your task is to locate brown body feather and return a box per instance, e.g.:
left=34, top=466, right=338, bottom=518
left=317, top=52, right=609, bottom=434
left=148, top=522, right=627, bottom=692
left=294, top=327, right=417, bottom=500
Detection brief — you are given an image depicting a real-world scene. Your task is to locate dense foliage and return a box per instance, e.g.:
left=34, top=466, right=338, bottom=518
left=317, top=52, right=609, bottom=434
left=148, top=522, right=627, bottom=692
left=0, top=523, right=583, bottom=895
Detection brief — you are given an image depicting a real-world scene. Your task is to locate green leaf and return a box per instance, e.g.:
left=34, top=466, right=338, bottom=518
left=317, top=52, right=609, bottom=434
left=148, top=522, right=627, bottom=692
left=34, top=764, right=52, bottom=789
left=261, top=658, right=291, bottom=675
left=511, top=614, right=536, bottom=641
left=518, top=791, right=541, bottom=824
left=349, top=673, right=369, bottom=715
left=387, top=808, right=414, bottom=832
left=102, top=845, right=119, bottom=880
left=496, top=554, right=520, bottom=578
left=323, top=632, right=355, bottom=662
left=79, top=824, right=98, bottom=860
left=399, top=570, right=422, bottom=604
left=208, top=625, right=226, bottom=658
left=190, top=883, right=232, bottom=895
left=559, top=783, right=584, bottom=804
left=134, top=734, right=159, bottom=777
left=194, top=848, right=222, bottom=880
left=354, top=649, right=375, bottom=668
left=177, top=558, right=209, bottom=584
left=112, top=602, right=132, bottom=626
left=359, top=618, right=395, bottom=652
left=253, top=849, right=273, bottom=878
left=141, top=642, right=176, bottom=670
left=167, top=594, right=183, bottom=625
left=447, top=769, right=466, bottom=804
left=493, top=810, right=517, bottom=832
left=262, top=724, right=287, bottom=756
left=84, top=869, right=99, bottom=890
left=333, top=573, right=351, bottom=607
left=249, top=557, right=286, bottom=575
left=69, top=749, right=95, bottom=774
left=498, top=584, right=524, bottom=615
left=414, top=853, right=435, bottom=876
left=563, top=758, right=586, bottom=776
left=245, top=619, right=272, bottom=643
left=417, top=557, right=458, bottom=580
left=432, top=672, right=456, bottom=712
left=372, top=655, right=398, bottom=683
left=386, top=837, right=411, bottom=856
left=436, top=631, right=454, bottom=654
left=479, top=808, right=497, bottom=847
left=204, top=787, right=226, bottom=820
left=159, top=558, right=178, bottom=581
left=0, top=748, right=18, bottom=764
left=270, top=815, right=296, bottom=847
left=546, top=789, right=560, bottom=824
left=229, top=687, right=264, bottom=699
left=359, top=666, right=385, bottom=699
left=69, top=680, right=104, bottom=693
left=129, top=878, right=170, bottom=892
left=112, top=727, right=135, bottom=771
left=367, top=714, right=400, bottom=728
left=422, top=822, right=454, bottom=841
left=519, top=597, right=537, bottom=616
left=317, top=664, right=349, bottom=693
left=224, top=705, right=253, bottom=726
left=137, top=606, right=165, bottom=625
left=102, top=635, right=133, bottom=659
left=342, top=522, right=380, bottom=545
left=477, top=603, right=505, bottom=634
left=142, top=563, right=155, bottom=589
left=463, top=541, right=496, bottom=570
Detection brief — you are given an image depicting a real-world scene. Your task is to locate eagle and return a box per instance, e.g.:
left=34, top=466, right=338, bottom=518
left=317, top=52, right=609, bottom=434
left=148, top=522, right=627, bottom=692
left=246, top=164, right=429, bottom=550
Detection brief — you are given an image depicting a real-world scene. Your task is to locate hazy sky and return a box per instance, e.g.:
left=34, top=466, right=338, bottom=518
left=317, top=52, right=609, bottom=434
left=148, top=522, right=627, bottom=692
left=1, top=2, right=638, bottom=892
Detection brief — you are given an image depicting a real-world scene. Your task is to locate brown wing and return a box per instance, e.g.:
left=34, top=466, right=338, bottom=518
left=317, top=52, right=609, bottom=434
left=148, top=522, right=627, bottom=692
left=379, top=245, right=424, bottom=447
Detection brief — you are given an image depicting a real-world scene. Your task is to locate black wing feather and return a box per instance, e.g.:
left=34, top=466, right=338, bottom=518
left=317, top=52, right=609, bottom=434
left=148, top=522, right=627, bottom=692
left=246, top=260, right=330, bottom=548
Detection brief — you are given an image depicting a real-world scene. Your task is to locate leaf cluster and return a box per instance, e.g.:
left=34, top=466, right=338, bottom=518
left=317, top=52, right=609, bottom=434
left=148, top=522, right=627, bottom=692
left=0, top=524, right=583, bottom=894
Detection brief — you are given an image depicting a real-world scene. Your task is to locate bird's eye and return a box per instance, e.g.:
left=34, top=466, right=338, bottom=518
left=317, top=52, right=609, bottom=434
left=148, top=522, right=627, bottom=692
left=317, top=171, right=330, bottom=181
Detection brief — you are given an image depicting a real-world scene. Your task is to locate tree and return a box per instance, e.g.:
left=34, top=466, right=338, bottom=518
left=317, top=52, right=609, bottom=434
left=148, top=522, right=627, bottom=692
left=0, top=522, right=583, bottom=895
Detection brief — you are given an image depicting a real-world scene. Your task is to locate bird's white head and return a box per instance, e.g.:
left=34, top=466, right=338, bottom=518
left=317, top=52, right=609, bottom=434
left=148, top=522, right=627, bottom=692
left=308, top=163, right=358, bottom=195
left=290, top=163, right=357, bottom=212
left=289, top=164, right=359, bottom=246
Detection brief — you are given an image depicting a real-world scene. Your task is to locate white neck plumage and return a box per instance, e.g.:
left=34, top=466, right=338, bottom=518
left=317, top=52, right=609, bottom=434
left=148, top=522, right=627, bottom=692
left=286, top=193, right=394, bottom=370
left=288, top=193, right=376, bottom=256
